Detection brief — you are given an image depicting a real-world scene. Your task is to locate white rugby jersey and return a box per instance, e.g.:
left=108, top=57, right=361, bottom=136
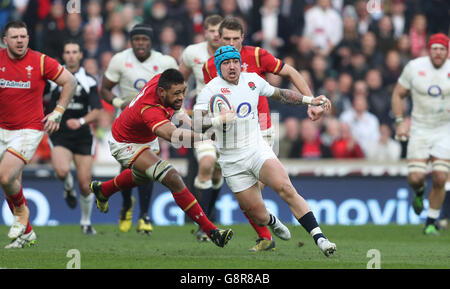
left=398, top=56, right=450, bottom=128
left=105, top=48, right=178, bottom=101
left=195, top=72, right=275, bottom=157
left=181, top=41, right=210, bottom=95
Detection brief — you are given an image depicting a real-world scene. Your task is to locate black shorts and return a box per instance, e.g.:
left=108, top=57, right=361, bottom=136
left=49, top=133, right=95, bottom=156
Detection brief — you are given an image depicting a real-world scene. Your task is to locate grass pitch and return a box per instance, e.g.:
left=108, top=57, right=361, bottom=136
left=0, top=224, right=448, bottom=269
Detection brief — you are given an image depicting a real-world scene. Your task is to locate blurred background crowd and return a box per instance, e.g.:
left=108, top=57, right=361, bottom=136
left=1, top=0, right=449, bottom=163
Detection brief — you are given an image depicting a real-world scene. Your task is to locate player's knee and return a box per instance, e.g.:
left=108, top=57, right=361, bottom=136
left=55, top=167, right=70, bottom=180
left=78, top=180, right=91, bottom=196
left=0, top=171, right=15, bottom=187
left=432, top=171, right=448, bottom=189
left=431, top=160, right=449, bottom=188
left=408, top=172, right=426, bottom=187
left=162, top=169, right=185, bottom=192
left=198, top=156, right=215, bottom=178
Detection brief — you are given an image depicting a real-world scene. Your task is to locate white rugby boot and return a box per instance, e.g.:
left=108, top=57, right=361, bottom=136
left=5, top=230, right=37, bottom=249
left=269, top=217, right=291, bottom=240
left=8, top=216, right=27, bottom=239
left=317, top=237, right=337, bottom=257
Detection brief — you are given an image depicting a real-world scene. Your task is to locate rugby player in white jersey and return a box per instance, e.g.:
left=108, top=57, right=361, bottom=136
left=179, top=15, right=224, bottom=241
left=195, top=46, right=336, bottom=256
left=100, top=23, right=178, bottom=234
left=392, top=33, right=450, bottom=235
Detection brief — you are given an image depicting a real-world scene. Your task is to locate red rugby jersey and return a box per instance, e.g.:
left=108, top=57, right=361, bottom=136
left=0, top=48, right=63, bottom=130
left=112, top=74, right=175, bottom=144
left=202, top=45, right=284, bottom=130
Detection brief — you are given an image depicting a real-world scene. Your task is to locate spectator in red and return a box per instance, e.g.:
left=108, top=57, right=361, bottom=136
left=290, top=119, right=332, bottom=159
left=409, top=14, right=427, bottom=57
left=185, top=0, right=204, bottom=37
left=330, top=122, right=364, bottom=158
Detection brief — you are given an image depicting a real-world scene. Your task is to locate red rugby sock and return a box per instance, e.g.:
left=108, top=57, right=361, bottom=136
left=101, top=169, right=136, bottom=198
left=6, top=185, right=26, bottom=207
left=172, top=187, right=217, bottom=234
left=6, top=187, right=33, bottom=233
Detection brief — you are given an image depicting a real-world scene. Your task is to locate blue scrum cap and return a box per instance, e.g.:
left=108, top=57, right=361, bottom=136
left=214, top=45, right=241, bottom=78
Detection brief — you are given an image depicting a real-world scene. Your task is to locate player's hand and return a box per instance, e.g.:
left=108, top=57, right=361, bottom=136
left=66, top=118, right=82, bottom=130
left=395, top=122, right=409, bottom=141
left=218, top=106, right=236, bottom=125
left=42, top=111, right=62, bottom=134
left=311, top=95, right=331, bottom=110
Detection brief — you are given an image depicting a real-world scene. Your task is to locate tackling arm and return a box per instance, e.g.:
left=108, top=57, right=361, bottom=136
left=154, top=121, right=207, bottom=147
left=192, top=109, right=236, bottom=133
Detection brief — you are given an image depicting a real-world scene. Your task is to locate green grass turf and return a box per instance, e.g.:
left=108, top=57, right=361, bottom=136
left=0, top=224, right=448, bottom=269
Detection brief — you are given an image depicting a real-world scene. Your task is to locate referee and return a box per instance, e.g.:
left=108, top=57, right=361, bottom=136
left=48, top=40, right=102, bottom=235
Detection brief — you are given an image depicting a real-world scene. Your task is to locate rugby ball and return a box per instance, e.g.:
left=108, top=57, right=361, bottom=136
left=209, top=93, right=232, bottom=115
left=209, top=94, right=233, bottom=131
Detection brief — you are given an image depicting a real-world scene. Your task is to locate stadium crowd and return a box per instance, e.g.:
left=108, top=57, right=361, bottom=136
left=1, top=0, right=448, bottom=163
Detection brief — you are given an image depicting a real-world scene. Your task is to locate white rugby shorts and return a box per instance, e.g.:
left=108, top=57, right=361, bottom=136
left=108, top=135, right=160, bottom=168
left=220, top=143, right=277, bottom=193
left=261, top=126, right=275, bottom=150
left=407, top=123, right=450, bottom=160
left=0, top=128, right=44, bottom=164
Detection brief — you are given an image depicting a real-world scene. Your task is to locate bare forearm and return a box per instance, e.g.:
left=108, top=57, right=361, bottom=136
left=100, top=77, right=120, bottom=104
left=58, top=77, right=77, bottom=109
left=271, top=88, right=309, bottom=105
left=100, top=87, right=115, bottom=103
left=391, top=84, right=408, bottom=118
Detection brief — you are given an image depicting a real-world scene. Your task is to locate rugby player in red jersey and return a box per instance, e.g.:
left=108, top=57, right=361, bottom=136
left=89, top=69, right=234, bottom=247
left=0, top=21, right=77, bottom=248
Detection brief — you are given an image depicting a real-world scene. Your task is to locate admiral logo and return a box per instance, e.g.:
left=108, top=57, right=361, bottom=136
left=0, top=79, right=31, bottom=89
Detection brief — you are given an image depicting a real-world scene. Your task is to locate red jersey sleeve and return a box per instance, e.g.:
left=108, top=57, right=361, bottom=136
left=41, top=54, right=64, bottom=81
left=141, top=105, right=171, bottom=133
left=257, top=47, right=284, bottom=75
left=202, top=58, right=216, bottom=84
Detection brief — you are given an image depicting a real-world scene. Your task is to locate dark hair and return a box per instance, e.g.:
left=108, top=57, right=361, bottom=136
left=63, top=39, right=82, bottom=52
left=130, top=23, right=153, bottom=39
left=218, top=16, right=243, bottom=36
left=4, top=20, right=28, bottom=36
left=158, top=68, right=185, bottom=90
left=204, top=15, right=223, bottom=29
